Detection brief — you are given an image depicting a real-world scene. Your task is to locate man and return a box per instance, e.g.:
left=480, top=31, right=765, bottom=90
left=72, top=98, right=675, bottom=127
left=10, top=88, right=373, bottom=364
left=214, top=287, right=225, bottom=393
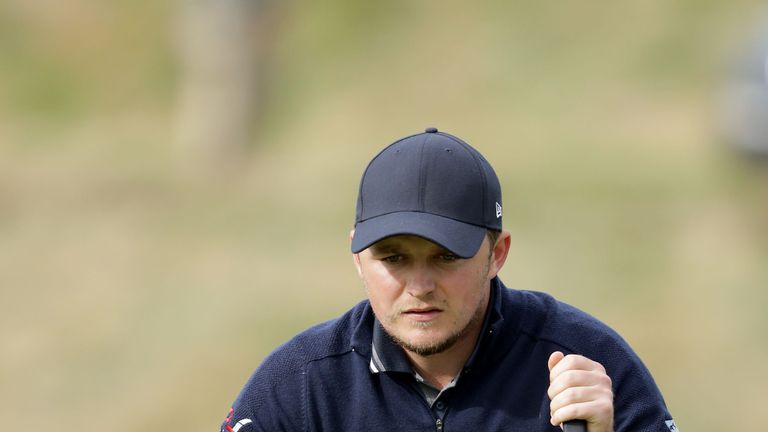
left=221, top=128, right=677, bottom=431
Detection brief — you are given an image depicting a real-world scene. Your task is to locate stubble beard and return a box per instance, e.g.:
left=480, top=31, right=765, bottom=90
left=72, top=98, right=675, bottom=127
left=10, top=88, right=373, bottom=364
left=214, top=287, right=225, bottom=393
left=382, top=299, right=487, bottom=356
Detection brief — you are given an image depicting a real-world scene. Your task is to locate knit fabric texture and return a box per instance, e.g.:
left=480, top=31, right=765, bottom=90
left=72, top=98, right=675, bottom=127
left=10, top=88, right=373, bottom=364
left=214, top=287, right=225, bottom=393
left=221, top=278, right=673, bottom=431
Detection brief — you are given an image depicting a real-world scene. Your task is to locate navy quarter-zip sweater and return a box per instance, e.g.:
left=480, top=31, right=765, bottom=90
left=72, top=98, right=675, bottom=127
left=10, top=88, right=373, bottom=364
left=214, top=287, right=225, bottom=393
left=223, top=278, right=675, bottom=431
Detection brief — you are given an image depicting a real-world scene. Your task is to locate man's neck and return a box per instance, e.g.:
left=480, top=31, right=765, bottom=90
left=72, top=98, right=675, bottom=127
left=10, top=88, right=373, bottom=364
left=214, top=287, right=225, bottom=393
left=403, top=316, right=485, bottom=389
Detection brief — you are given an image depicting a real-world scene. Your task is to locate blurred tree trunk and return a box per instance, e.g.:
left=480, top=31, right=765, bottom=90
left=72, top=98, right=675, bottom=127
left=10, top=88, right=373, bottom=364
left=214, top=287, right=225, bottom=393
left=173, top=0, right=266, bottom=173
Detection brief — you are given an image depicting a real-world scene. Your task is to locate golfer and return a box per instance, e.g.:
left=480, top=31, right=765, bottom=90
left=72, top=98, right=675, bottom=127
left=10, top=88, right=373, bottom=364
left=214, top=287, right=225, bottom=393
left=221, top=128, right=677, bottom=432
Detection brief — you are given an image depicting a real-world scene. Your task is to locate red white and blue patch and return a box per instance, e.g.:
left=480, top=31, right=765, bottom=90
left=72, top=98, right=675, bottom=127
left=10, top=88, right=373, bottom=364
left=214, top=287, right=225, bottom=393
left=222, top=408, right=252, bottom=432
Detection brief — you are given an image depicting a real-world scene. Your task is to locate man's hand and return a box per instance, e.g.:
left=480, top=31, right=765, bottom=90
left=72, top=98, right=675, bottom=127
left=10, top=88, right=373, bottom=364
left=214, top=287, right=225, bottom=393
left=547, top=351, right=614, bottom=432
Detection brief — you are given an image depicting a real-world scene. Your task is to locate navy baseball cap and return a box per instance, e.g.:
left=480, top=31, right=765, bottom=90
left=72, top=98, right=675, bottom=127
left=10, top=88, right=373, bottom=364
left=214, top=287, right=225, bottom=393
left=351, top=128, right=502, bottom=258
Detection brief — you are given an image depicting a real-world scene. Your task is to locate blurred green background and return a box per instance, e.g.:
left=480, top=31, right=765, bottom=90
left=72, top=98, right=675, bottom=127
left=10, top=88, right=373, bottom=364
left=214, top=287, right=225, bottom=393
left=2, top=1, right=767, bottom=430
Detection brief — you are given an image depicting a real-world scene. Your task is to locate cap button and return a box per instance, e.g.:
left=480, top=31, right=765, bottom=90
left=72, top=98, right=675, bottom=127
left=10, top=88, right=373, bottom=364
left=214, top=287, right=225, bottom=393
left=425, top=127, right=438, bottom=133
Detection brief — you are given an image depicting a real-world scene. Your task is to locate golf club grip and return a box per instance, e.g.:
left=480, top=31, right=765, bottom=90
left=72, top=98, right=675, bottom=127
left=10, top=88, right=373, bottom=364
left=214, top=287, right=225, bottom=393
left=563, top=419, right=587, bottom=432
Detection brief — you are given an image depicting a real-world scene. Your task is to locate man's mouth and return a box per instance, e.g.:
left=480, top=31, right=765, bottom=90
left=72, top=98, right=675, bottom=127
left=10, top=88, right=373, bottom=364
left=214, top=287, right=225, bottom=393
left=403, top=307, right=442, bottom=321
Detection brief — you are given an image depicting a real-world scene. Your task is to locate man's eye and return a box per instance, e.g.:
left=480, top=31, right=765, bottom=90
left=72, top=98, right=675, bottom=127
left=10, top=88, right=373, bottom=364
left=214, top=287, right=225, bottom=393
left=439, top=253, right=460, bottom=262
left=382, top=255, right=403, bottom=263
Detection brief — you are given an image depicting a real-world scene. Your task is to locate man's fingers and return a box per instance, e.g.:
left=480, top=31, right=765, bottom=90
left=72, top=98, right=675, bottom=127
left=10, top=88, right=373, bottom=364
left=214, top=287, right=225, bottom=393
left=549, top=353, right=606, bottom=382
left=549, top=382, right=614, bottom=412
left=547, top=369, right=612, bottom=400
left=547, top=353, right=614, bottom=430
left=550, top=398, right=613, bottom=427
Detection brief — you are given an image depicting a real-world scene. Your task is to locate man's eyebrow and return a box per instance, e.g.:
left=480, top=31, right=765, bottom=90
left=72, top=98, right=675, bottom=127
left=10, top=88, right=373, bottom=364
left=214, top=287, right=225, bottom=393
left=369, top=242, right=401, bottom=254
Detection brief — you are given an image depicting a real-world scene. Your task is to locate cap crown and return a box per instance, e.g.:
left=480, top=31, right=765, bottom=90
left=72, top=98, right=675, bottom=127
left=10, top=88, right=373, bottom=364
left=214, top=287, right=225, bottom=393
left=355, top=130, right=502, bottom=230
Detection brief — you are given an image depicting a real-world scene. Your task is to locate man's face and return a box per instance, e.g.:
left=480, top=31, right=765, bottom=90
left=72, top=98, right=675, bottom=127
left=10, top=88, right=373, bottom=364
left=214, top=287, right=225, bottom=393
left=353, top=234, right=506, bottom=357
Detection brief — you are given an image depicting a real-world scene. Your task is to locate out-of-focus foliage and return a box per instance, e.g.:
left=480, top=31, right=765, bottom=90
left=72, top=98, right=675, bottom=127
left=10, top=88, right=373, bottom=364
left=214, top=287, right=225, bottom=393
left=1, top=1, right=767, bottom=431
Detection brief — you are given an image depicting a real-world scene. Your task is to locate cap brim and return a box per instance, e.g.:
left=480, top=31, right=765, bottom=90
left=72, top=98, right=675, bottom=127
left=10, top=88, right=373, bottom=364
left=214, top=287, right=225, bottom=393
left=351, top=212, right=487, bottom=258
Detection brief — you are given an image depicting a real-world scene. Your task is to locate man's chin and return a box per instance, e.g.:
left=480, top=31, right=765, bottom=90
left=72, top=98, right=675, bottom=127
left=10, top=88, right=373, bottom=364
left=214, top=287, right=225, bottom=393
left=391, top=332, right=456, bottom=357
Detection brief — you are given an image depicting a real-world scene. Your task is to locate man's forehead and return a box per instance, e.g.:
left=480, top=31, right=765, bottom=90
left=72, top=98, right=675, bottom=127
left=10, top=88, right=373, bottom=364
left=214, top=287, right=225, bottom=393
left=368, top=235, right=449, bottom=252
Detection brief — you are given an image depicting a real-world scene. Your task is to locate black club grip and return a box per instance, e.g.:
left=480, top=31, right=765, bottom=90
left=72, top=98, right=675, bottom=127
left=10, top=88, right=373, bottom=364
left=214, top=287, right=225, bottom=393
left=562, top=419, right=587, bottom=432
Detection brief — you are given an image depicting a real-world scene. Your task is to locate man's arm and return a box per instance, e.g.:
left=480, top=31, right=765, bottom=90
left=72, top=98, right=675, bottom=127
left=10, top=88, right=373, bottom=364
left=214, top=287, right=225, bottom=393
left=219, top=346, right=307, bottom=432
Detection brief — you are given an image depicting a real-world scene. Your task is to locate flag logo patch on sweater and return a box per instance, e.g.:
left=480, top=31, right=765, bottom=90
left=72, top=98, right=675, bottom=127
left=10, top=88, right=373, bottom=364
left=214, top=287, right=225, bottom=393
left=665, top=419, right=678, bottom=431
left=222, top=408, right=253, bottom=432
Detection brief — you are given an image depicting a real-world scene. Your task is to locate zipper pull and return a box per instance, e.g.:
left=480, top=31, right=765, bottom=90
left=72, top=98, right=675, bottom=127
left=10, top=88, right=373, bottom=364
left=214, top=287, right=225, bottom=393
left=435, top=418, right=443, bottom=431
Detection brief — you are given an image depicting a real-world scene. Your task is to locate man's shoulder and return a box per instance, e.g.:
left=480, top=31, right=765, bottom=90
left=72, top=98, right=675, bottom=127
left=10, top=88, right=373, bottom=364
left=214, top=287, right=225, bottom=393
left=230, top=300, right=372, bottom=415
left=257, top=298, right=373, bottom=374
left=504, top=287, right=631, bottom=356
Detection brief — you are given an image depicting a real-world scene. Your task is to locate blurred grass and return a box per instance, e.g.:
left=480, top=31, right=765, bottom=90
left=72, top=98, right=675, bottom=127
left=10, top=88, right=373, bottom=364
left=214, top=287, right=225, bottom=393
left=1, top=1, right=768, bottom=431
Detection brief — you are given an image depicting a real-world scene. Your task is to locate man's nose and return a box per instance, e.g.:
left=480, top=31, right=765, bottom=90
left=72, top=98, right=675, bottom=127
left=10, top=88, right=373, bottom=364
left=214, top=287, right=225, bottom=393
left=405, top=261, right=436, bottom=297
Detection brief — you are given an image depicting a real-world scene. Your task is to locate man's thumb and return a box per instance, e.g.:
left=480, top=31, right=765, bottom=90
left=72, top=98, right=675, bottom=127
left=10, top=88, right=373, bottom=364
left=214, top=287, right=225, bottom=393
left=548, top=351, right=565, bottom=371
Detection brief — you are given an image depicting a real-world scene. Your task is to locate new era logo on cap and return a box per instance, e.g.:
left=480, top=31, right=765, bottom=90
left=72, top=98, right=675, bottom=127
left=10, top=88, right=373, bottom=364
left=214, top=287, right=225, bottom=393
left=351, top=128, right=503, bottom=258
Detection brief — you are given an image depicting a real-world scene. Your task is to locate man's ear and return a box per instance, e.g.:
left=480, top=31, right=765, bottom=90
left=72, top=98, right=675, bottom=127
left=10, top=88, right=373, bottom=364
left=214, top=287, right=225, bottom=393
left=350, top=229, right=363, bottom=277
left=488, top=230, right=511, bottom=279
